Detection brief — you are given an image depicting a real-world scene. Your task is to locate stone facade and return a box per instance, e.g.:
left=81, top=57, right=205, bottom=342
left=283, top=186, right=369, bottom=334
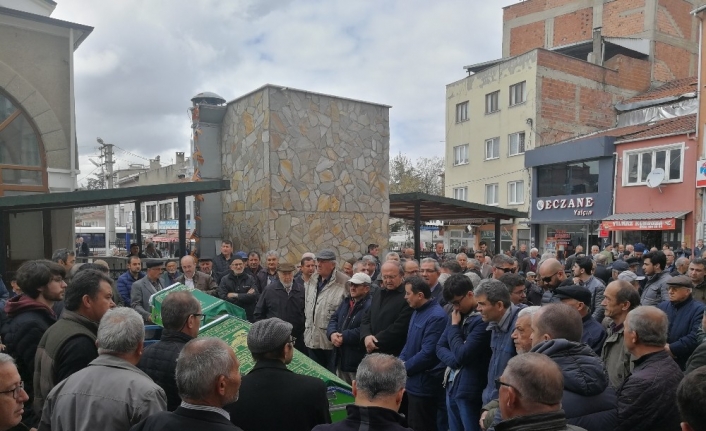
left=221, top=85, right=390, bottom=263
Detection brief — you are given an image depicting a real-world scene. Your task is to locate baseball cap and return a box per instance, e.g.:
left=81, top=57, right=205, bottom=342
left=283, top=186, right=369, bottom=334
left=349, top=272, right=372, bottom=285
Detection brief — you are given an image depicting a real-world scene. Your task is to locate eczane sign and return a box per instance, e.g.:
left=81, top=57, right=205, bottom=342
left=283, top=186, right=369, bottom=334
left=536, top=197, right=595, bottom=216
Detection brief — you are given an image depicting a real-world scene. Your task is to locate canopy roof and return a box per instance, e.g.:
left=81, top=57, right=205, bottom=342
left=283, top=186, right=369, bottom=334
left=390, top=192, right=527, bottom=221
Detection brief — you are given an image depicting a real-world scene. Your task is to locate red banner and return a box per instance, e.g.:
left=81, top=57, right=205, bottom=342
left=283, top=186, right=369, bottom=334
left=601, top=219, right=676, bottom=231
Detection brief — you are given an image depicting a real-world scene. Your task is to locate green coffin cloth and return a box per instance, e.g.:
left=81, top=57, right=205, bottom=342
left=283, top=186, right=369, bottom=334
left=199, top=315, right=354, bottom=422
left=149, top=283, right=247, bottom=325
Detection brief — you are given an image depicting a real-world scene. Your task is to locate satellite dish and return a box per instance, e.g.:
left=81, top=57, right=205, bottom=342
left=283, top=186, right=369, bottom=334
left=646, top=168, right=665, bottom=188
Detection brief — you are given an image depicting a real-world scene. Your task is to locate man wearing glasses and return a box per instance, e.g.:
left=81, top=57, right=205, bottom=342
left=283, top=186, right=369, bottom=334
left=537, top=258, right=567, bottom=305
left=0, top=353, right=30, bottom=431
left=138, top=291, right=202, bottom=411
left=491, top=255, right=515, bottom=280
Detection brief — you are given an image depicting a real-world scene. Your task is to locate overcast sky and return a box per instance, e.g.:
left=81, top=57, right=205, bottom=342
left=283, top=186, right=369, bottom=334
left=51, top=0, right=518, bottom=184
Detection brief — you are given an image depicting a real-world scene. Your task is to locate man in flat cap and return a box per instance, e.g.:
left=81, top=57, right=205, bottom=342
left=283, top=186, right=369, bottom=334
left=254, top=263, right=306, bottom=352
left=198, top=256, right=216, bottom=279
left=226, top=318, right=330, bottom=431
left=304, top=249, right=349, bottom=372
left=553, top=284, right=607, bottom=355
left=657, top=275, right=705, bottom=370
left=617, top=270, right=644, bottom=291
left=131, top=260, right=165, bottom=323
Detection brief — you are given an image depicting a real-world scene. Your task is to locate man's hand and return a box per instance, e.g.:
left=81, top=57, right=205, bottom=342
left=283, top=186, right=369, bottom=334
left=331, top=333, right=343, bottom=347
left=364, top=335, right=379, bottom=353
left=247, top=288, right=255, bottom=294
left=227, top=292, right=237, bottom=299
left=479, top=410, right=488, bottom=431
left=451, top=309, right=462, bottom=326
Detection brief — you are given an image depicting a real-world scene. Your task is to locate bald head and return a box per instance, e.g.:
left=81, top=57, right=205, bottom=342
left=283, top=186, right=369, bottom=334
left=625, top=306, right=668, bottom=347
left=532, top=303, right=583, bottom=346
left=181, top=255, right=197, bottom=278
left=539, top=258, right=563, bottom=274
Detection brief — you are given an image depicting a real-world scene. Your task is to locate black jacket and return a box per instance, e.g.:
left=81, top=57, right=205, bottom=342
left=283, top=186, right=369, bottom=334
left=254, top=280, right=306, bottom=349
left=137, top=330, right=193, bottom=411
left=495, top=410, right=585, bottom=431
left=1, top=295, right=57, bottom=426
left=225, top=359, right=331, bottom=431
left=531, top=339, right=617, bottom=431
left=616, top=350, right=683, bottom=431
left=326, top=294, right=372, bottom=372
left=217, top=272, right=259, bottom=322
left=130, top=406, right=241, bottom=431
left=312, top=405, right=412, bottom=431
left=213, top=253, right=235, bottom=283
left=593, top=264, right=611, bottom=285
left=360, top=284, right=413, bottom=356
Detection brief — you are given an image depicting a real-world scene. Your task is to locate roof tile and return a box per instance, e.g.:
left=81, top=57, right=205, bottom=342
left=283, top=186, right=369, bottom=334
left=621, top=77, right=697, bottom=105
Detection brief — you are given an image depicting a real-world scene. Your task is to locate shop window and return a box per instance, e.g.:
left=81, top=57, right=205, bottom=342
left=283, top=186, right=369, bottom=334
left=485, top=137, right=500, bottom=160
left=537, top=159, right=600, bottom=198
left=623, top=144, right=683, bottom=186
left=0, top=92, right=47, bottom=196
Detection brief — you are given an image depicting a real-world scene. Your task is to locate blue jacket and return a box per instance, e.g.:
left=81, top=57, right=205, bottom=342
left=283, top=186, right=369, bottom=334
left=117, top=271, right=145, bottom=305
left=482, top=304, right=520, bottom=404
left=582, top=314, right=607, bottom=356
left=532, top=339, right=617, bottom=431
left=436, top=311, right=491, bottom=400
left=326, top=294, right=372, bottom=372
left=399, top=298, right=447, bottom=397
left=658, top=296, right=705, bottom=370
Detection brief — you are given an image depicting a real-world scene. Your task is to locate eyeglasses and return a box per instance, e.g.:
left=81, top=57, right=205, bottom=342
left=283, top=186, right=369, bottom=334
left=0, top=381, right=24, bottom=400
left=192, top=313, right=205, bottom=321
left=450, top=295, right=467, bottom=306
left=494, top=267, right=514, bottom=274
left=494, top=377, right=518, bottom=393
left=541, top=271, right=561, bottom=283
left=289, top=336, right=297, bottom=345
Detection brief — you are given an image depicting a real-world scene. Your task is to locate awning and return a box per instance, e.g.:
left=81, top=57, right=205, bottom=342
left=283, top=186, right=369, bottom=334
left=601, top=211, right=690, bottom=231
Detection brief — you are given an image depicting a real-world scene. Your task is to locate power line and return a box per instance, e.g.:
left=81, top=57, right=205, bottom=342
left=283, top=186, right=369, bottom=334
left=113, top=144, right=151, bottom=162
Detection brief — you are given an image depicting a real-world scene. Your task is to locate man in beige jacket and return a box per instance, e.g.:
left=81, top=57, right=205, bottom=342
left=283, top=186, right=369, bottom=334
left=304, top=249, right=349, bottom=372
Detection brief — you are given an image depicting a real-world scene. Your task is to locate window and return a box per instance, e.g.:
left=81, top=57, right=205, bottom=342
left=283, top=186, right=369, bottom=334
left=624, top=144, right=684, bottom=185
left=485, top=91, right=499, bottom=114
left=453, top=144, right=468, bottom=166
left=537, top=159, right=600, bottom=197
left=453, top=187, right=467, bottom=201
left=0, top=92, right=47, bottom=196
left=173, top=202, right=179, bottom=219
left=456, top=102, right=469, bottom=123
left=146, top=205, right=157, bottom=222
left=508, top=132, right=525, bottom=156
left=485, top=137, right=500, bottom=160
left=485, top=183, right=499, bottom=205
left=159, top=203, right=172, bottom=220
left=508, top=181, right=524, bottom=204
left=509, top=81, right=526, bottom=106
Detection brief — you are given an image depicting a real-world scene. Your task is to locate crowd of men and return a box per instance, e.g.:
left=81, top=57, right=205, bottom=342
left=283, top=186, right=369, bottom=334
left=2, top=239, right=706, bottom=431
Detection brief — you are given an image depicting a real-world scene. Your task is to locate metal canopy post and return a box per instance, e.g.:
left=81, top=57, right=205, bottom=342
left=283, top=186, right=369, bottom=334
left=135, top=200, right=142, bottom=251
left=494, top=218, right=501, bottom=255
left=414, top=200, right=421, bottom=261
left=178, top=194, right=186, bottom=258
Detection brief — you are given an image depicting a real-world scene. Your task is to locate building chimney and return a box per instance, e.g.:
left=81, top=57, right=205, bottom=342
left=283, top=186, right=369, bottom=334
left=149, top=155, right=161, bottom=170
left=592, top=27, right=603, bottom=66
left=176, top=152, right=185, bottom=164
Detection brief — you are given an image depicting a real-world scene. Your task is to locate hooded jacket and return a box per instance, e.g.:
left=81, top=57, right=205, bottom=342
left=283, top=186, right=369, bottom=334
left=1, top=295, right=57, bottom=426
left=531, top=339, right=618, bottom=431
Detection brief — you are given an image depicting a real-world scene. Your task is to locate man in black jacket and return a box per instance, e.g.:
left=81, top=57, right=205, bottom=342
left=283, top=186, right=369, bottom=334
left=312, top=353, right=411, bottom=431
left=213, top=240, right=235, bottom=283
left=130, top=338, right=242, bottom=431
left=360, top=262, right=413, bottom=356
left=254, top=263, right=306, bottom=352
left=616, top=306, right=683, bottom=431
left=226, top=318, right=330, bottom=431
left=1, top=260, right=65, bottom=428
left=217, top=257, right=259, bottom=322
left=327, top=272, right=373, bottom=384
left=138, top=291, right=201, bottom=411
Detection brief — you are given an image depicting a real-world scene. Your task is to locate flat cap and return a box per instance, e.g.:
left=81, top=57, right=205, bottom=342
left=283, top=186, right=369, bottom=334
left=198, top=256, right=213, bottom=262
left=666, top=274, right=692, bottom=288
left=145, top=259, right=165, bottom=269
left=553, top=285, right=592, bottom=306
left=277, top=262, right=295, bottom=272
left=349, top=272, right=372, bottom=285
left=611, top=261, right=629, bottom=272
left=617, top=270, right=645, bottom=283
left=316, top=249, right=337, bottom=261
left=625, top=257, right=641, bottom=266
left=247, top=318, right=292, bottom=354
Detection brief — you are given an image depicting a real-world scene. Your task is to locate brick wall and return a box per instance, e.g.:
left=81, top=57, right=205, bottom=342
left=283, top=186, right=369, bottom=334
left=553, top=8, right=593, bottom=47
left=602, top=0, right=646, bottom=37
left=659, top=0, right=695, bottom=40
left=654, top=42, right=693, bottom=81
left=504, top=0, right=577, bottom=21
left=509, top=21, right=546, bottom=56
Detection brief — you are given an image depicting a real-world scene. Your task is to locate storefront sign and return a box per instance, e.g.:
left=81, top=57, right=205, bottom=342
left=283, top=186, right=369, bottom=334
left=697, top=160, right=706, bottom=188
left=602, top=219, right=676, bottom=231
left=536, top=197, right=594, bottom=216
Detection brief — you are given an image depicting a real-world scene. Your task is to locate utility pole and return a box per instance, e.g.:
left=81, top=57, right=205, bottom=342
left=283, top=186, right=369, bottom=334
left=97, top=138, right=116, bottom=256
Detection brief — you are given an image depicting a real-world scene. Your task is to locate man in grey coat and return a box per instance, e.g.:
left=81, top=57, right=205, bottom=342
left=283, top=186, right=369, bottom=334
left=131, top=260, right=165, bottom=323
left=39, top=308, right=166, bottom=430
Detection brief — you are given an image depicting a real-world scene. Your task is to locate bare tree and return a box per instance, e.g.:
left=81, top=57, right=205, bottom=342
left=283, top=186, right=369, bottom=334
left=389, top=152, right=444, bottom=195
